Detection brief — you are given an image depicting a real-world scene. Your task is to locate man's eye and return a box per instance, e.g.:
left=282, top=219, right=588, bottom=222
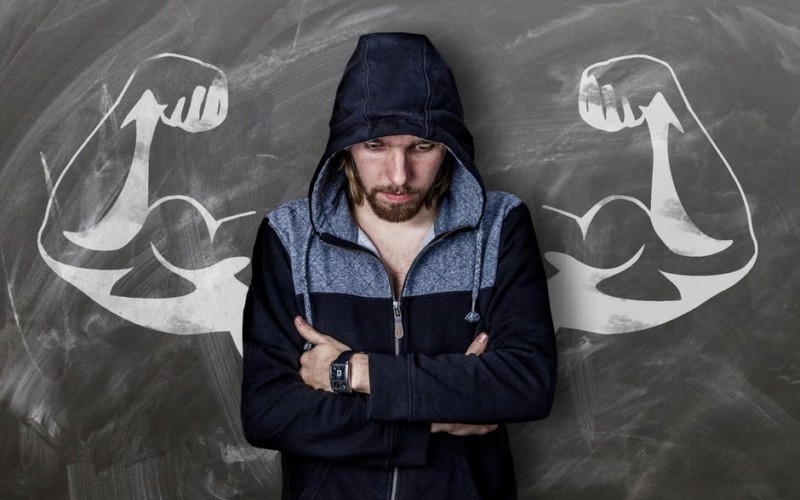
left=364, top=141, right=383, bottom=150
left=414, top=143, right=436, bottom=152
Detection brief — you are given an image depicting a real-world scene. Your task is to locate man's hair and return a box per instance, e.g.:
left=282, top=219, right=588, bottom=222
left=338, top=149, right=455, bottom=209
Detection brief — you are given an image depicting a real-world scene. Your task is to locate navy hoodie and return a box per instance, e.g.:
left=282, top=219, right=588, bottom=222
left=241, top=32, right=557, bottom=500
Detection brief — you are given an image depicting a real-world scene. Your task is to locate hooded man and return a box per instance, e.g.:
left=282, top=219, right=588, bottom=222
left=241, top=32, right=557, bottom=500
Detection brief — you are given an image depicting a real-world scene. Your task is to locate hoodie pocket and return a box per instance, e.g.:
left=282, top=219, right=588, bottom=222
left=296, top=457, right=483, bottom=500
left=299, top=462, right=390, bottom=500
left=392, top=456, right=483, bottom=500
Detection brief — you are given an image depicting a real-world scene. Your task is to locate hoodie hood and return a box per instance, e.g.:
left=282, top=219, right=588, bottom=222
left=308, top=32, right=486, bottom=243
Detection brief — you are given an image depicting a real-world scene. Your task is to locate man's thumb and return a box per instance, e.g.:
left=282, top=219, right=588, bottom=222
left=465, top=332, right=489, bottom=356
left=294, top=316, right=322, bottom=342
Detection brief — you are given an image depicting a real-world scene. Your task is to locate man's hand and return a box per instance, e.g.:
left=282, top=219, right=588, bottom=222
left=430, top=422, right=498, bottom=436
left=431, top=332, right=498, bottom=436
left=295, top=316, right=351, bottom=392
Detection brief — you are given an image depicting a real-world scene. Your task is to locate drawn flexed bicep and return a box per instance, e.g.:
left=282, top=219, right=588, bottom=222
left=578, top=55, right=738, bottom=256
left=38, top=54, right=251, bottom=355
left=61, top=54, right=229, bottom=252
left=545, top=55, right=757, bottom=334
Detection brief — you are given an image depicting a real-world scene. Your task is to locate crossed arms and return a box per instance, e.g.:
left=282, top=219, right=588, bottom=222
left=294, top=316, right=497, bottom=436
left=240, top=204, right=557, bottom=468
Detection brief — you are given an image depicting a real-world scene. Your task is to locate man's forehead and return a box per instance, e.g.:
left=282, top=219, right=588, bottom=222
left=362, top=135, right=439, bottom=145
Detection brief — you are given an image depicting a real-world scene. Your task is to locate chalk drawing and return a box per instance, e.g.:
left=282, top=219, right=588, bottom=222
left=544, top=55, right=758, bottom=334
left=37, top=54, right=253, bottom=354
left=37, top=53, right=758, bottom=346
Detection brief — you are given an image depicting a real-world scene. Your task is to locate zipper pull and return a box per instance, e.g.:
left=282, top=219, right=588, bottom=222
left=393, top=300, right=404, bottom=339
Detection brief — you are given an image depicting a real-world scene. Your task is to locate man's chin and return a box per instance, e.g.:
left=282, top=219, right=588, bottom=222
left=368, top=199, right=422, bottom=223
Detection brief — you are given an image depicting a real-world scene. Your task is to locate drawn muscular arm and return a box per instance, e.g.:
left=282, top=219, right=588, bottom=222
left=37, top=54, right=252, bottom=353
left=46, top=54, right=229, bottom=252
left=543, top=55, right=758, bottom=334
left=576, top=55, right=752, bottom=257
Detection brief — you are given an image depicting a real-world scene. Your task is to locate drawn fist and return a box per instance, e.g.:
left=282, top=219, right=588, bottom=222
left=121, top=53, right=229, bottom=133
left=159, top=72, right=228, bottom=132
left=579, top=55, right=684, bottom=132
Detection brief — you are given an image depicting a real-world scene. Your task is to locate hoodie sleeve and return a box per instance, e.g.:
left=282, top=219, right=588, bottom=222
left=366, top=203, right=557, bottom=424
left=240, top=218, right=430, bottom=467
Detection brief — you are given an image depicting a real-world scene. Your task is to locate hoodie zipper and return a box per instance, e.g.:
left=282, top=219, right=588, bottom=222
left=387, top=227, right=468, bottom=500
left=381, top=225, right=468, bottom=358
left=388, top=299, right=404, bottom=500
left=320, top=225, right=470, bottom=500
left=389, top=466, right=400, bottom=500
left=393, top=300, right=403, bottom=354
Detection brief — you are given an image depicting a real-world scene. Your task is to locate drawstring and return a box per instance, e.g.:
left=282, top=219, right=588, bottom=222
left=301, top=228, right=315, bottom=351
left=464, top=227, right=483, bottom=323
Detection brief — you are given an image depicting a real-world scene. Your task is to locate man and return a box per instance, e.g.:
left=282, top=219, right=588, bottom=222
left=241, top=32, right=557, bottom=500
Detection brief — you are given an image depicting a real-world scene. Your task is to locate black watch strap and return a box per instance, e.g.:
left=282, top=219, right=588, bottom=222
left=330, top=350, right=355, bottom=393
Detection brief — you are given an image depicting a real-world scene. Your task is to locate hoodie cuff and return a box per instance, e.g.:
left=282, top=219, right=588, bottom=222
left=367, top=353, right=412, bottom=422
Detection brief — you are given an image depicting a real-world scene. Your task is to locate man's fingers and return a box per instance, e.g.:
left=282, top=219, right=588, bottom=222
left=463, top=424, right=498, bottom=436
left=294, top=316, right=327, bottom=345
left=464, top=332, right=489, bottom=356
left=433, top=423, right=498, bottom=436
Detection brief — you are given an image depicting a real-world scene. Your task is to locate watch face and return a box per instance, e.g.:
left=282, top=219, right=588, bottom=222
left=330, top=352, right=352, bottom=393
left=330, top=362, right=349, bottom=393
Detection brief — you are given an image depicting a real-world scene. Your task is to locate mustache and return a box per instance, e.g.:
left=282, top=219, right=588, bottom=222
left=369, top=185, right=422, bottom=196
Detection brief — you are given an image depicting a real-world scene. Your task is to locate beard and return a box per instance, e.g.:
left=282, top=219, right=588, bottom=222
left=350, top=168, right=429, bottom=223
left=365, top=185, right=427, bottom=223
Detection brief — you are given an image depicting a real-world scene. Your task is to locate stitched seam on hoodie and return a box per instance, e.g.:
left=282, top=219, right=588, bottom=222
left=268, top=204, right=309, bottom=298
left=422, top=41, right=431, bottom=137
left=362, top=37, right=372, bottom=138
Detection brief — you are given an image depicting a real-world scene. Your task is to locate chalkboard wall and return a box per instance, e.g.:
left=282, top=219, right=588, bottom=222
left=1, top=0, right=799, bottom=498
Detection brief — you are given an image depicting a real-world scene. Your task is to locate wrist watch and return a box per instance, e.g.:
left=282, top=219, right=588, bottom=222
left=330, top=350, right=355, bottom=393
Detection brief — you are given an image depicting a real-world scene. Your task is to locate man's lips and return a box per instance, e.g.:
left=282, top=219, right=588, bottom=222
left=380, top=192, right=414, bottom=203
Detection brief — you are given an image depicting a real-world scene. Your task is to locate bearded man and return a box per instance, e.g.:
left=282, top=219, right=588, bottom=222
left=241, top=32, right=557, bottom=500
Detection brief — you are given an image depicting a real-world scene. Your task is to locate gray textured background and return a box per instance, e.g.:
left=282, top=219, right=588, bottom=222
left=2, top=0, right=799, bottom=498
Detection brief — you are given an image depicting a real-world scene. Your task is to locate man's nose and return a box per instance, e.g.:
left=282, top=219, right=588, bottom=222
left=387, top=149, right=410, bottom=186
